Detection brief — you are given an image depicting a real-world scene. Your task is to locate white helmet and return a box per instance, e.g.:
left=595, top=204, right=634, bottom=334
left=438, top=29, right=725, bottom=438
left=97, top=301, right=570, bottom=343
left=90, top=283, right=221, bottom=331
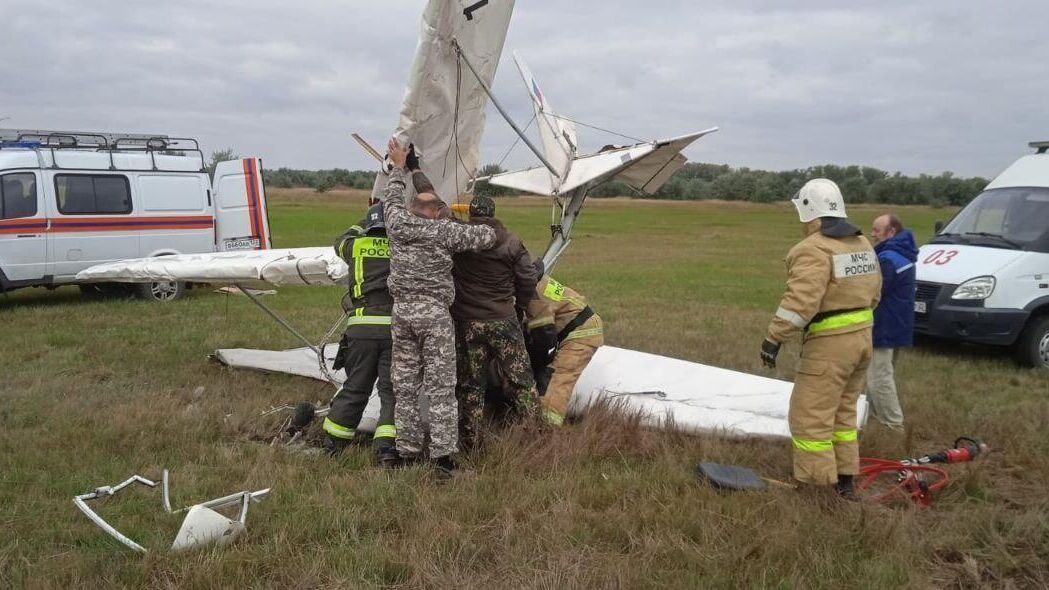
left=791, top=178, right=846, bottom=223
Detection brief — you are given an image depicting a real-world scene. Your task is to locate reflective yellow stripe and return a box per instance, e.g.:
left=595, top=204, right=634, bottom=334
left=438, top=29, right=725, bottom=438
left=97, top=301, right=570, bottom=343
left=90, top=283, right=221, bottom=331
left=373, top=424, right=396, bottom=439
left=323, top=417, right=355, bottom=440
left=792, top=437, right=833, bottom=452
left=833, top=429, right=858, bottom=443
left=564, top=326, right=603, bottom=341
left=807, top=308, right=873, bottom=333
left=543, top=409, right=564, bottom=426
left=353, top=255, right=364, bottom=298
left=528, top=316, right=555, bottom=329
left=346, top=315, right=392, bottom=326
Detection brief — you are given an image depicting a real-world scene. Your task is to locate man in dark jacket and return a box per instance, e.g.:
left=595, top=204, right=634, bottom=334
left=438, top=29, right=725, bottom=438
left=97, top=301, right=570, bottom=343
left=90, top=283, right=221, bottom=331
left=325, top=203, right=398, bottom=464
left=452, top=195, right=540, bottom=450
left=867, top=214, right=918, bottom=430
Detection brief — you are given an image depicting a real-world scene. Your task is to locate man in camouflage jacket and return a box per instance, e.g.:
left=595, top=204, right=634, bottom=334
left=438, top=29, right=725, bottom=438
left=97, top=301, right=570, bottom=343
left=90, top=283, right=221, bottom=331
left=381, top=138, right=497, bottom=474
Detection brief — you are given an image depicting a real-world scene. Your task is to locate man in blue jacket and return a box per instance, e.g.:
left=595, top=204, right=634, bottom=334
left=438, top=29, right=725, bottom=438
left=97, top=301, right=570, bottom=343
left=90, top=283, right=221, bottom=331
left=867, top=214, right=918, bottom=430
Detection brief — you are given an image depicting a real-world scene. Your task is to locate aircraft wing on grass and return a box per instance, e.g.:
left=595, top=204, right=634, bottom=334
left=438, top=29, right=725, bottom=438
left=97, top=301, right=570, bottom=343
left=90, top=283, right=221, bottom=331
left=76, top=247, right=348, bottom=286
left=212, top=344, right=872, bottom=440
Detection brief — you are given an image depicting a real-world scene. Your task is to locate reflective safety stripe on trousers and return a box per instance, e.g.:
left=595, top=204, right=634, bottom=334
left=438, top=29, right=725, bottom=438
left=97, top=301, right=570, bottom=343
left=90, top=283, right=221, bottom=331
left=792, top=437, right=833, bottom=452
left=807, top=308, right=873, bottom=333
left=373, top=424, right=396, bottom=439
left=323, top=417, right=355, bottom=440
left=833, top=429, right=857, bottom=443
left=563, top=326, right=603, bottom=341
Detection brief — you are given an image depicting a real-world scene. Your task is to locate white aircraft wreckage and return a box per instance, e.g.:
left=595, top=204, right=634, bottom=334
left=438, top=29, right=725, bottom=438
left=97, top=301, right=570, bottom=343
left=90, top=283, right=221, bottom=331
left=78, top=0, right=867, bottom=441
left=73, top=470, right=270, bottom=553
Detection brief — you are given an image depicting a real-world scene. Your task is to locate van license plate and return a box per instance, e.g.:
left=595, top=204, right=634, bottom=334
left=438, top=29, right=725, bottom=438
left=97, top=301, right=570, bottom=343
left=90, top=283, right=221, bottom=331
left=224, top=237, right=260, bottom=251
left=914, top=301, right=927, bottom=314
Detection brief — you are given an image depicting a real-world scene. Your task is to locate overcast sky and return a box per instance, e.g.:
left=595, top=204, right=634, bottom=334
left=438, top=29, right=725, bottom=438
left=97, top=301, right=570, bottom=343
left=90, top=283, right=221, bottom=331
left=2, top=1, right=1045, bottom=178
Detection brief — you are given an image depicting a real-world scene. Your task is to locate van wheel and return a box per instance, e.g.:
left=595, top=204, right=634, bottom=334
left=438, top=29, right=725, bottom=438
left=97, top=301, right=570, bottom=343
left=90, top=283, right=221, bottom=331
left=1014, top=315, right=1049, bottom=368
left=136, top=280, right=186, bottom=302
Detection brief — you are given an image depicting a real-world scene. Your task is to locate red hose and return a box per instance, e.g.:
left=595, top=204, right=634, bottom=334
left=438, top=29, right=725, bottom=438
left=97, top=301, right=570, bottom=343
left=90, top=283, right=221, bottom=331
left=856, top=458, right=951, bottom=506
left=856, top=438, right=986, bottom=506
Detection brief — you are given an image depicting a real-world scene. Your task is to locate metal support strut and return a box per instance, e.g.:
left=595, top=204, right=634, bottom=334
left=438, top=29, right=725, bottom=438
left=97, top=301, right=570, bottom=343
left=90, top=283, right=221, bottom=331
left=235, top=283, right=323, bottom=358
left=451, top=38, right=560, bottom=178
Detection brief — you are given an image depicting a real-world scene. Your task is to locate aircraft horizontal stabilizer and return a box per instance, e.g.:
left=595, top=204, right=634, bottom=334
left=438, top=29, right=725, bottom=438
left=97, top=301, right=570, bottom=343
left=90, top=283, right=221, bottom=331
left=487, top=128, right=717, bottom=196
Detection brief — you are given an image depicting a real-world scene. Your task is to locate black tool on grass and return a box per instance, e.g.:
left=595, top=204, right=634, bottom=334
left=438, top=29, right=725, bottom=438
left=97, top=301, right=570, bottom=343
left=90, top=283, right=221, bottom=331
left=287, top=401, right=316, bottom=435
left=695, top=462, right=768, bottom=492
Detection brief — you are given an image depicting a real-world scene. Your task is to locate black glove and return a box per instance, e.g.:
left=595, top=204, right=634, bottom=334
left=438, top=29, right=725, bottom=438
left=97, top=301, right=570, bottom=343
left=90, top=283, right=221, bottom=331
left=760, top=339, right=780, bottom=369
left=528, top=326, right=558, bottom=367
left=405, top=143, right=420, bottom=171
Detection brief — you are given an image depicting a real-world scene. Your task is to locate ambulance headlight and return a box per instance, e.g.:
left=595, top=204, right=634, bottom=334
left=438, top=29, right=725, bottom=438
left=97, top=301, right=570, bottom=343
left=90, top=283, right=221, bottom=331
left=951, top=276, right=995, bottom=300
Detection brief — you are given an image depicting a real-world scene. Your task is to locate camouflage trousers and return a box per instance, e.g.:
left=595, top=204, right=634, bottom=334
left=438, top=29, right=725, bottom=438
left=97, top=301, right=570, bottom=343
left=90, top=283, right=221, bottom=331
left=455, top=317, right=538, bottom=450
left=391, top=299, right=459, bottom=459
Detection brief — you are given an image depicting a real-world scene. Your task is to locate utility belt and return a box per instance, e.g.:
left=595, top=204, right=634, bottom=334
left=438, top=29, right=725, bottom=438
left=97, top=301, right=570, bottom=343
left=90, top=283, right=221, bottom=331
left=558, top=306, right=597, bottom=343
left=806, top=307, right=873, bottom=333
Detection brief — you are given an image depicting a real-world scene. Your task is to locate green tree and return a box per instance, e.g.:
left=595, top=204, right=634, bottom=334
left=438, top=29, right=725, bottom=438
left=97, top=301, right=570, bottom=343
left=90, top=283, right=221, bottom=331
left=206, top=147, right=239, bottom=179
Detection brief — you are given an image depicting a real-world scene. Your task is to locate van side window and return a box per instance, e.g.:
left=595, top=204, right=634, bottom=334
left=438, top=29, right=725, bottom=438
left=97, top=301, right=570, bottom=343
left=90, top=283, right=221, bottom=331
left=1, top=173, right=38, bottom=219
left=55, top=174, right=132, bottom=215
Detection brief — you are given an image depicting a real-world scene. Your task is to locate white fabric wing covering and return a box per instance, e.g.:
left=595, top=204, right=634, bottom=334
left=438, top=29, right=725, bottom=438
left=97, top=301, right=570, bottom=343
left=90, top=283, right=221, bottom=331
left=75, top=247, right=349, bottom=286
left=574, top=346, right=868, bottom=439
left=613, top=129, right=719, bottom=194
left=211, top=343, right=866, bottom=440
left=385, top=0, right=515, bottom=203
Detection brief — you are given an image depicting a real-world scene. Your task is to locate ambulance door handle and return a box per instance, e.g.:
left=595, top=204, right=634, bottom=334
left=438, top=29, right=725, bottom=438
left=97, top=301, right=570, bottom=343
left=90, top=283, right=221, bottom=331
left=16, top=234, right=40, bottom=238
left=206, top=189, right=212, bottom=207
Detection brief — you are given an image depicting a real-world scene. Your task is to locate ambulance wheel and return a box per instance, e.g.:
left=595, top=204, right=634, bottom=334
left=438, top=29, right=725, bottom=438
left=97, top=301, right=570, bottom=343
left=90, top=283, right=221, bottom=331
left=136, top=280, right=186, bottom=302
left=1014, top=314, right=1049, bottom=368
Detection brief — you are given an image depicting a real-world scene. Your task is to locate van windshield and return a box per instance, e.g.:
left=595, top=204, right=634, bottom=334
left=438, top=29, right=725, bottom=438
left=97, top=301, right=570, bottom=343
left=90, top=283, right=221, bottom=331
left=932, top=187, right=1049, bottom=252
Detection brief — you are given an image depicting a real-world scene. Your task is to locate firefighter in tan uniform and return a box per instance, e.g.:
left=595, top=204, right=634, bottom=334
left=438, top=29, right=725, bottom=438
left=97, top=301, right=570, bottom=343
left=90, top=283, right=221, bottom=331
left=525, top=268, right=603, bottom=426
left=761, top=179, right=881, bottom=498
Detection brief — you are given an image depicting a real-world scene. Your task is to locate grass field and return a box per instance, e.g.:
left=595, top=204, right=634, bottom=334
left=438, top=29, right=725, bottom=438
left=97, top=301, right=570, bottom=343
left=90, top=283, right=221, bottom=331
left=3, top=190, right=1049, bottom=588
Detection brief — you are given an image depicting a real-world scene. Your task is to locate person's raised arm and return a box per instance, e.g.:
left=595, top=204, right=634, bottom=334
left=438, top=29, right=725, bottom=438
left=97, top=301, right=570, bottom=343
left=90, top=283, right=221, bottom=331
left=381, top=138, right=411, bottom=236
left=441, top=219, right=497, bottom=253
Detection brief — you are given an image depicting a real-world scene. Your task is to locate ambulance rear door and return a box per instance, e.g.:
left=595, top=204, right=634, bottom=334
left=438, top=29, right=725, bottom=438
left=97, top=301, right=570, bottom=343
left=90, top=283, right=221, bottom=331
left=212, top=158, right=272, bottom=251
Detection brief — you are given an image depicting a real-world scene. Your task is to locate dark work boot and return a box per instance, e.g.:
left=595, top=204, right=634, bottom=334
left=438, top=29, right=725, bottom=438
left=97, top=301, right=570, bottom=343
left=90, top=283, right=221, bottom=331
left=431, top=455, right=458, bottom=479
left=322, top=435, right=350, bottom=457
left=374, top=440, right=399, bottom=468
left=835, top=474, right=857, bottom=501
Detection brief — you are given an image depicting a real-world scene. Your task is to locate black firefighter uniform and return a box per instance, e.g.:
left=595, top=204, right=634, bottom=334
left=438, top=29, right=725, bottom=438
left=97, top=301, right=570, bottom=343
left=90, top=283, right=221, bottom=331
left=767, top=223, right=882, bottom=485
left=323, top=207, right=397, bottom=451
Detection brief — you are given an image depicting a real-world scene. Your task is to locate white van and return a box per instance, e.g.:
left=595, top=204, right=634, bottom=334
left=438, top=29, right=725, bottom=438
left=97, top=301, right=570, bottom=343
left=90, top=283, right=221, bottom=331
left=0, top=130, right=271, bottom=301
left=915, top=141, right=1049, bottom=367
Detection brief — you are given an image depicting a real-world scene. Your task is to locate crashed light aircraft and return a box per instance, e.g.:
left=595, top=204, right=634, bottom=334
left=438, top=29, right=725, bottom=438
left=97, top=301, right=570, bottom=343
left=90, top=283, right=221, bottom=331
left=77, top=0, right=868, bottom=440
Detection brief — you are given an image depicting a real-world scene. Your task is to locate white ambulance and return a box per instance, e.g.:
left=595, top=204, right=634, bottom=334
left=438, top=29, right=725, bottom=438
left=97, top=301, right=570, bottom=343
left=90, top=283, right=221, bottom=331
left=0, top=130, right=271, bottom=301
left=916, top=141, right=1049, bottom=367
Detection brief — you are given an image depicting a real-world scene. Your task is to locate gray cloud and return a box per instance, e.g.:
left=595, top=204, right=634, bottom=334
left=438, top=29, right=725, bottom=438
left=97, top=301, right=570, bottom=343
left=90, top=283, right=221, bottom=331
left=1, top=0, right=1045, bottom=178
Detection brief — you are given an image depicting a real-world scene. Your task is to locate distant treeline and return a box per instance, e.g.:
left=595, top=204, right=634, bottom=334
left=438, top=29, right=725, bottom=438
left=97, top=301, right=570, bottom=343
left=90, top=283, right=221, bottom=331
left=262, top=162, right=988, bottom=207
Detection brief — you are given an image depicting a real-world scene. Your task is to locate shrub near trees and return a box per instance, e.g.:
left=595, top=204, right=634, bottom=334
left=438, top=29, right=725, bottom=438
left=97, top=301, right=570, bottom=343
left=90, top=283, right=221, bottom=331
left=259, top=161, right=988, bottom=207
